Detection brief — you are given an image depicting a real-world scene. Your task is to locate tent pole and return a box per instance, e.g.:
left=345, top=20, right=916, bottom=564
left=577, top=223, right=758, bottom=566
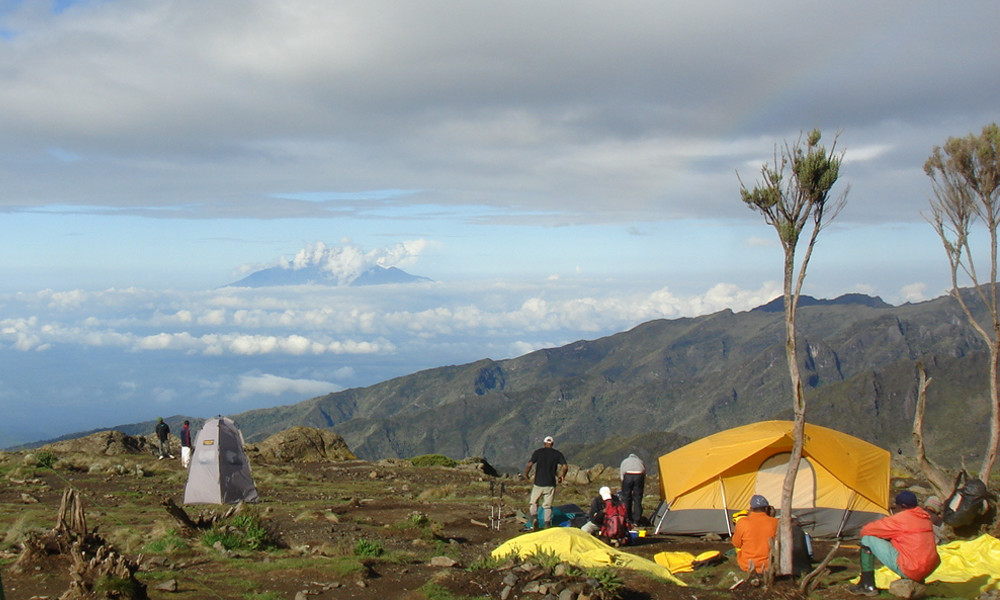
left=835, top=490, right=856, bottom=538
left=719, top=477, right=732, bottom=536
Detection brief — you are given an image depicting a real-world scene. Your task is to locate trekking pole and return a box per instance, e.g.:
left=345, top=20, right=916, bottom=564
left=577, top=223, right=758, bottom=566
left=497, top=481, right=505, bottom=530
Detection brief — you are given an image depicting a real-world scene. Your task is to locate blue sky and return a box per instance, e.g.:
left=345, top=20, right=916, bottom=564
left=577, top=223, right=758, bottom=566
left=0, top=0, right=996, bottom=446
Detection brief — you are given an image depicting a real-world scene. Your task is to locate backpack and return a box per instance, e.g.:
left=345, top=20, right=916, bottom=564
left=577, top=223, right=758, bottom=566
left=944, top=471, right=991, bottom=529
left=600, top=498, right=629, bottom=546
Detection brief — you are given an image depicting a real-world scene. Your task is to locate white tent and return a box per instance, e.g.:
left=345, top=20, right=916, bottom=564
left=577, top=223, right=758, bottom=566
left=183, top=417, right=259, bottom=504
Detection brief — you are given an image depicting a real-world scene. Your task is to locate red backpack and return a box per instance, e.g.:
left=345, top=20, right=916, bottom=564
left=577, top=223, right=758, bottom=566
left=600, top=498, right=629, bottom=546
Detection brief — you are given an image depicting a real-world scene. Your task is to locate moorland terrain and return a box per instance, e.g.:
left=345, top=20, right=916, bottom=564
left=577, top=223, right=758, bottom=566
left=2, top=427, right=986, bottom=600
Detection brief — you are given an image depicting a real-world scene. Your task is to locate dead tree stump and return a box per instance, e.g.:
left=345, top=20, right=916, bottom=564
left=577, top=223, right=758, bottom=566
left=14, top=488, right=147, bottom=600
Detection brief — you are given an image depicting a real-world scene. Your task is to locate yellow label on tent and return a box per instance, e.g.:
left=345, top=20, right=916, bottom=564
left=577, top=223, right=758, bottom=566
left=202, top=440, right=215, bottom=445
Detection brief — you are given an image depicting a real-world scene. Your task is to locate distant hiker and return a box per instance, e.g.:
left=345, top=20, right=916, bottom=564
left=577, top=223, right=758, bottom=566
left=847, top=491, right=940, bottom=597
left=731, top=494, right=778, bottom=574
left=523, top=435, right=567, bottom=530
left=180, top=420, right=192, bottom=468
left=155, top=417, right=173, bottom=460
left=619, top=453, right=646, bottom=526
left=581, top=486, right=613, bottom=535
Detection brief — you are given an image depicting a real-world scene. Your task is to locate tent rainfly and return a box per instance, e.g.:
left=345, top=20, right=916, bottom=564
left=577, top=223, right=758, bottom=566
left=183, top=417, right=259, bottom=505
left=655, top=420, right=889, bottom=538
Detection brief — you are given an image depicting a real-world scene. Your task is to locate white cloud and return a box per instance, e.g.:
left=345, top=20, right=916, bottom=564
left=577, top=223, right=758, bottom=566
left=235, top=373, right=341, bottom=398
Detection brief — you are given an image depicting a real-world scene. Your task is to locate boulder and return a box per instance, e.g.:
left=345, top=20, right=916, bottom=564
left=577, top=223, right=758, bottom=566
left=248, top=427, right=356, bottom=463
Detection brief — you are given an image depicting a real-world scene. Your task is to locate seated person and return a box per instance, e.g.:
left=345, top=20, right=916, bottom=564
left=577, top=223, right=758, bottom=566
left=848, top=491, right=940, bottom=597
left=581, top=486, right=613, bottom=535
left=731, top=494, right=778, bottom=573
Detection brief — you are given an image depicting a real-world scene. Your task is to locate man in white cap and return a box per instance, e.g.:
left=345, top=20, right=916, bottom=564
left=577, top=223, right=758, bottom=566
left=581, top=486, right=614, bottom=535
left=523, top=435, right=568, bottom=530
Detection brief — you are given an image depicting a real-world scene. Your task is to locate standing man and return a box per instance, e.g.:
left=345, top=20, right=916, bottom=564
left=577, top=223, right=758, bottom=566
left=619, top=453, right=647, bottom=526
left=523, top=435, right=568, bottom=530
left=847, top=491, right=940, bottom=597
left=731, top=495, right=779, bottom=574
left=155, top=417, right=173, bottom=460
left=179, top=420, right=193, bottom=468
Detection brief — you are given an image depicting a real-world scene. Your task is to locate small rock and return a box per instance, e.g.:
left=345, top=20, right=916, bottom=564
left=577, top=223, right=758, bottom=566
left=558, top=589, right=576, bottom=600
left=21, top=493, right=40, bottom=503
left=500, top=585, right=513, bottom=600
left=522, top=581, right=543, bottom=594
left=429, top=556, right=458, bottom=568
left=889, top=579, right=926, bottom=599
left=502, top=573, right=519, bottom=586
left=154, top=578, right=178, bottom=592
left=294, top=592, right=308, bottom=600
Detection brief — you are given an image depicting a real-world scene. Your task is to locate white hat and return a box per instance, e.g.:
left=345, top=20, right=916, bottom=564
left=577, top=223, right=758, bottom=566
left=543, top=435, right=554, bottom=444
left=599, top=486, right=612, bottom=500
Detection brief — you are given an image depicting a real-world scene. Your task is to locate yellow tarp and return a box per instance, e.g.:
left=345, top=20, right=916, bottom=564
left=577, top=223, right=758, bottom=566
left=653, top=550, right=721, bottom=574
left=491, top=528, right=686, bottom=586
left=872, top=535, right=1000, bottom=598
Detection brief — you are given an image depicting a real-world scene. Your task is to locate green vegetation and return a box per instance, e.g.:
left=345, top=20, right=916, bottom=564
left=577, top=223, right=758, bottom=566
left=35, top=450, right=57, bottom=469
left=203, top=511, right=278, bottom=552
left=243, top=592, right=283, bottom=600
left=418, top=582, right=489, bottom=600
left=141, top=529, right=189, bottom=555
left=93, top=575, right=143, bottom=599
left=586, top=566, right=624, bottom=594
left=353, top=538, right=385, bottom=557
left=523, top=547, right=561, bottom=571
left=410, top=454, right=458, bottom=468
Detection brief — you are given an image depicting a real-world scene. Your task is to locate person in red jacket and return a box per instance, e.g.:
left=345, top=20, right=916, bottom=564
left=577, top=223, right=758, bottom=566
left=848, top=491, right=941, bottom=596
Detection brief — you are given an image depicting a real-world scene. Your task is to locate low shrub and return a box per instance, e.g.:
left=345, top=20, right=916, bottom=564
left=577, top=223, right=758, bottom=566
left=353, top=538, right=384, bottom=557
left=410, top=454, right=457, bottom=468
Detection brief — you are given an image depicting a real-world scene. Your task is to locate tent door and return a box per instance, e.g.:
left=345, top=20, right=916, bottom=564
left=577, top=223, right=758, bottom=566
left=754, top=452, right=816, bottom=508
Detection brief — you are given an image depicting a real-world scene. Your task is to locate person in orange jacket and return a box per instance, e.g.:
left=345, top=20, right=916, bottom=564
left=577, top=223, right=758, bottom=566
left=731, top=494, right=778, bottom=573
left=848, top=491, right=941, bottom=596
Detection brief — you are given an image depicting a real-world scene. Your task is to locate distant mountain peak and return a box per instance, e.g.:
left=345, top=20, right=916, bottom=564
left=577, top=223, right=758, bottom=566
left=750, top=293, right=891, bottom=313
left=226, top=264, right=432, bottom=288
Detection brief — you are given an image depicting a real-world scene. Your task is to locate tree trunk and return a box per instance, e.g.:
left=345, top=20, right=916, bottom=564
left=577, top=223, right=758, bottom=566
left=981, top=338, right=1000, bottom=481
left=776, top=254, right=805, bottom=577
left=912, top=364, right=953, bottom=496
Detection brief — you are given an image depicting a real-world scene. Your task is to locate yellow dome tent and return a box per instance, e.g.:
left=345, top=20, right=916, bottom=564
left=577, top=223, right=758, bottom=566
left=655, top=420, right=889, bottom=538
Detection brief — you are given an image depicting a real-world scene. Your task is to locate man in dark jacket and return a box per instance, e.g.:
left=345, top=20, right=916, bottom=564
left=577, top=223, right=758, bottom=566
left=179, top=420, right=193, bottom=467
left=523, top=435, right=568, bottom=529
left=581, top=486, right=613, bottom=535
left=155, top=417, right=173, bottom=460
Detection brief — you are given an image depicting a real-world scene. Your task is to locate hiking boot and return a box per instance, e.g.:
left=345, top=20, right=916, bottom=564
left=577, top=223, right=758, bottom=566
left=889, top=579, right=926, bottom=599
left=848, top=583, right=878, bottom=596
left=847, top=583, right=878, bottom=597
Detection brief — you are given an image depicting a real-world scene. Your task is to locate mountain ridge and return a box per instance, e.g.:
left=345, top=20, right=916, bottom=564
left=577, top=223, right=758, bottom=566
left=19, top=291, right=988, bottom=472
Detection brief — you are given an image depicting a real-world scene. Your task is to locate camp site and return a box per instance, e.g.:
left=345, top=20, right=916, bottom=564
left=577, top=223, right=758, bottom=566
left=1, top=420, right=998, bottom=600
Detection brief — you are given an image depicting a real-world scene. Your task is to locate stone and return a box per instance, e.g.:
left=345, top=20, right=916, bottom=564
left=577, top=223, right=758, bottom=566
left=154, top=578, right=178, bottom=592
left=500, top=585, right=513, bottom=600
left=558, top=589, right=576, bottom=600
left=889, top=579, right=926, bottom=599
left=429, top=555, right=458, bottom=568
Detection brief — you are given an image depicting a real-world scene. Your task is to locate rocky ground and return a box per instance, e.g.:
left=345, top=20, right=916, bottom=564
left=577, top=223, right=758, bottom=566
left=0, top=428, right=989, bottom=600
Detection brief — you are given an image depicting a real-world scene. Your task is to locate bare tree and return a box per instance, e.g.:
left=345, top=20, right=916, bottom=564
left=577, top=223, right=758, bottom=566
left=738, top=129, right=847, bottom=575
left=925, top=122, right=1000, bottom=482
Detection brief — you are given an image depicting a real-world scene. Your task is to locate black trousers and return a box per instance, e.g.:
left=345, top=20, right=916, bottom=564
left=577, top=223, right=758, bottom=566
left=621, top=472, right=645, bottom=524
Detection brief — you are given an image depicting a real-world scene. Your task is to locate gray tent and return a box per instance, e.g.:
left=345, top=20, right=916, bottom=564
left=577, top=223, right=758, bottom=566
left=183, top=417, right=259, bottom=504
